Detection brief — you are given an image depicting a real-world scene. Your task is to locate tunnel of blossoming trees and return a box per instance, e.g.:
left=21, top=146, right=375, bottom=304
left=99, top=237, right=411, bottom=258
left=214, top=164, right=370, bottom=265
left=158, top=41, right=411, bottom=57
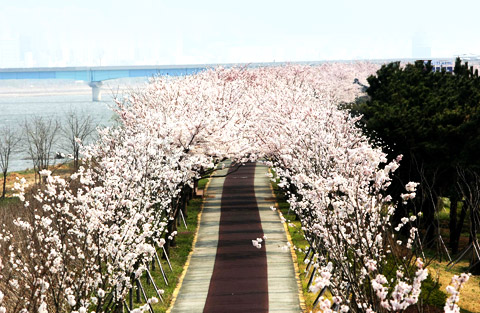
left=0, top=64, right=469, bottom=312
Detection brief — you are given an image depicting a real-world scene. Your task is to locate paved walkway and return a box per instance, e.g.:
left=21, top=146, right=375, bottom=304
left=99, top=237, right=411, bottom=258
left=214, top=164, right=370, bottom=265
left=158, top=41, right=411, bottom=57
left=170, top=162, right=302, bottom=313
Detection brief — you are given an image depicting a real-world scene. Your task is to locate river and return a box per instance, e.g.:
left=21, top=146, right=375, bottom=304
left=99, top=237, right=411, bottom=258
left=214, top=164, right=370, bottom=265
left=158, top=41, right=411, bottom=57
left=0, top=78, right=146, bottom=171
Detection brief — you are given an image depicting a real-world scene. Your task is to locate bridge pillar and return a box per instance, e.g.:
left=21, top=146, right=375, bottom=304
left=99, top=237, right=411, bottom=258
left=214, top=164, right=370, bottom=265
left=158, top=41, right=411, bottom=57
left=88, top=81, right=103, bottom=101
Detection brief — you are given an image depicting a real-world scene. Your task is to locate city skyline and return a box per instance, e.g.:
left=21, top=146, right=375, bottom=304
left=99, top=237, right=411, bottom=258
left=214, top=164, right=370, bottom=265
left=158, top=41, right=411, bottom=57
left=1, top=0, right=479, bottom=68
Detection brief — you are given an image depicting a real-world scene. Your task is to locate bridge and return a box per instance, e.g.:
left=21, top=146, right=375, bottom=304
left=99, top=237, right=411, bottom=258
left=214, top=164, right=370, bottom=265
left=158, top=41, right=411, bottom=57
left=2, top=58, right=463, bottom=101
left=0, top=65, right=213, bottom=101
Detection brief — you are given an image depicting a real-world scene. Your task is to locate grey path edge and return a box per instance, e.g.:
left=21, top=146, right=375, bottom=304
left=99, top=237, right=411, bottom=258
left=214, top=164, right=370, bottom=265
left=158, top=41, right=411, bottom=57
left=255, top=163, right=303, bottom=313
left=170, top=162, right=229, bottom=313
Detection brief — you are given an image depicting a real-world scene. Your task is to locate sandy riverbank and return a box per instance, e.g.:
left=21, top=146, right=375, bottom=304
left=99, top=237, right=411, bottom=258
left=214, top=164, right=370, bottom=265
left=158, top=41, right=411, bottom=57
left=0, top=78, right=148, bottom=98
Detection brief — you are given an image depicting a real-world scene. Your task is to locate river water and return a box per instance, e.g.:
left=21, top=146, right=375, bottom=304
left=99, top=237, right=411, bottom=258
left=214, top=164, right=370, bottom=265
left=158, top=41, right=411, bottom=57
left=0, top=78, right=146, bottom=171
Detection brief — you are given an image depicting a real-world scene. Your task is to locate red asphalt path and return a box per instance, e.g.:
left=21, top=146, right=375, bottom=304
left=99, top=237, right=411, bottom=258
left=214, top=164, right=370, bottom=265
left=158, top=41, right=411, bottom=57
left=203, top=162, right=269, bottom=313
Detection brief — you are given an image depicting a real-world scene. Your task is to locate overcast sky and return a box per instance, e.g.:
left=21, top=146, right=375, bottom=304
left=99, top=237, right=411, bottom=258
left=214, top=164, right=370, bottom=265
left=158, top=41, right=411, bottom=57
left=1, top=0, right=479, bottom=67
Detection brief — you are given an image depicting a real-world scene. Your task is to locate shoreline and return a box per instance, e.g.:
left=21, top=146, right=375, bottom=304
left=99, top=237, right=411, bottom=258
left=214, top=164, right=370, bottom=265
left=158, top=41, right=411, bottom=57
left=0, top=85, right=145, bottom=98
left=0, top=90, right=91, bottom=97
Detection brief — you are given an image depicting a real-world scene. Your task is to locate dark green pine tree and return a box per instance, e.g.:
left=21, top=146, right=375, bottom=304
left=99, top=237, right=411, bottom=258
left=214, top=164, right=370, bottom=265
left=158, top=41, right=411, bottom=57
left=352, top=58, right=480, bottom=273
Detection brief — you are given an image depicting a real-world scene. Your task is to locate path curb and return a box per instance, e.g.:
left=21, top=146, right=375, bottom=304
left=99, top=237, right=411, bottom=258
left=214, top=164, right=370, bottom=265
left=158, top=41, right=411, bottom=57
left=166, top=175, right=213, bottom=313
left=268, top=168, right=307, bottom=312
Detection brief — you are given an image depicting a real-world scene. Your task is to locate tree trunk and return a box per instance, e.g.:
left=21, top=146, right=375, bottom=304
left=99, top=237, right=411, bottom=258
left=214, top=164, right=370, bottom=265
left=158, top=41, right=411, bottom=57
left=423, top=198, right=438, bottom=248
left=115, top=301, right=123, bottom=313
left=164, top=211, right=176, bottom=258
left=1, top=170, right=7, bottom=198
left=74, top=147, right=80, bottom=170
left=449, top=195, right=459, bottom=254
left=452, top=202, right=468, bottom=256
left=470, top=209, right=480, bottom=274
left=171, top=217, right=178, bottom=247
left=129, top=288, right=133, bottom=310
left=136, top=279, right=141, bottom=303
left=182, top=191, right=188, bottom=221
left=194, top=179, right=199, bottom=198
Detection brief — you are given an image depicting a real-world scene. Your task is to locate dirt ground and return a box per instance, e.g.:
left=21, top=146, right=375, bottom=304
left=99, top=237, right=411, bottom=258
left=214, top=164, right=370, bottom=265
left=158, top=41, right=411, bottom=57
left=1, top=162, right=75, bottom=197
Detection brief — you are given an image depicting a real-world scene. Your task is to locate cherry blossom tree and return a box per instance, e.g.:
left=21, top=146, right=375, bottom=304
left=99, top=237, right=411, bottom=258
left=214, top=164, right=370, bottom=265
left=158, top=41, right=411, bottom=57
left=0, top=63, right=470, bottom=312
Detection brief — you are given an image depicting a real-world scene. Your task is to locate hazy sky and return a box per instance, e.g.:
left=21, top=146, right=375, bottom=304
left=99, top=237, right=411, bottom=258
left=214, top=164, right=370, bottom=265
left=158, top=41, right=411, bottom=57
left=1, top=0, right=479, bottom=67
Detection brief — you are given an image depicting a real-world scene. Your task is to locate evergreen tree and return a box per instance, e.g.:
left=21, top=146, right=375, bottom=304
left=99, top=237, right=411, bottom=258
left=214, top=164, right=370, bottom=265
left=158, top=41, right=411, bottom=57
left=353, top=58, right=480, bottom=272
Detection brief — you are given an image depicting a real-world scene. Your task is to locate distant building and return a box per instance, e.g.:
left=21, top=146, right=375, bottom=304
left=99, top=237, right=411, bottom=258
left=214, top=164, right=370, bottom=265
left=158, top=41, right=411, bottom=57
left=431, top=60, right=454, bottom=73
left=0, top=38, right=21, bottom=67
left=421, top=60, right=454, bottom=73
left=412, top=33, right=431, bottom=59
left=459, top=54, right=480, bottom=62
